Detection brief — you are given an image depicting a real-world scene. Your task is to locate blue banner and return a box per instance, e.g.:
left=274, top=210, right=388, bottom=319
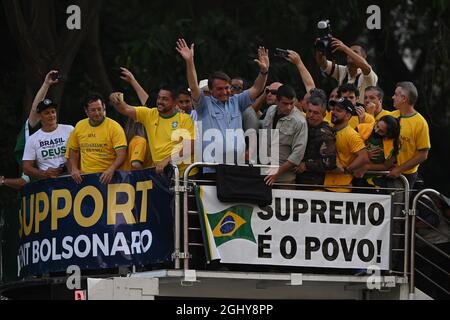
left=17, top=169, right=174, bottom=278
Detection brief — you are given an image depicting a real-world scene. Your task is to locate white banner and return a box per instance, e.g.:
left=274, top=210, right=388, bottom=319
left=196, top=186, right=392, bottom=270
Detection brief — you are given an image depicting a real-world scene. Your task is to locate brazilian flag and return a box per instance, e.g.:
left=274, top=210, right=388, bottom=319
left=196, top=186, right=257, bottom=261
left=207, top=205, right=256, bottom=247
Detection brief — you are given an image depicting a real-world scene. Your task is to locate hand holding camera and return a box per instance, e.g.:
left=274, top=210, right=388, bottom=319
left=45, top=70, right=62, bottom=85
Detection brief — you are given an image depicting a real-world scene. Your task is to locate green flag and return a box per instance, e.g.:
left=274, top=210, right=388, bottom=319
left=207, top=205, right=256, bottom=247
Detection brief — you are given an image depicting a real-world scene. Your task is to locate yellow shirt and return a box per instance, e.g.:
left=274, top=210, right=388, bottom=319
left=374, top=109, right=393, bottom=121
left=390, top=110, right=401, bottom=118
left=348, top=113, right=375, bottom=129
left=67, top=118, right=127, bottom=174
left=324, top=111, right=332, bottom=124
left=135, top=107, right=196, bottom=176
left=121, top=136, right=153, bottom=171
left=328, top=113, right=375, bottom=129
left=325, top=125, right=366, bottom=192
left=397, top=112, right=431, bottom=174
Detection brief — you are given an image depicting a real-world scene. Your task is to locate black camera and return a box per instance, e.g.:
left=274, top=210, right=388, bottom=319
left=274, top=48, right=289, bottom=58
left=315, top=20, right=333, bottom=55
left=50, top=72, right=65, bottom=82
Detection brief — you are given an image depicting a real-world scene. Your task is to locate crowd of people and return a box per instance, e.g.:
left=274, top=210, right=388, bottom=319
left=0, top=37, right=431, bottom=195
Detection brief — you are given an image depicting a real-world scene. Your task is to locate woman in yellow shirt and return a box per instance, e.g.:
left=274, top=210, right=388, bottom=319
left=122, top=119, right=153, bottom=171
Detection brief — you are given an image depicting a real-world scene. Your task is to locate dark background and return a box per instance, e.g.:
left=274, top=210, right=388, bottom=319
left=1, top=0, right=449, bottom=207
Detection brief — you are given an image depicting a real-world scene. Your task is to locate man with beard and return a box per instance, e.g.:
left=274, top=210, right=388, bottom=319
left=110, top=87, right=196, bottom=176
left=295, top=93, right=337, bottom=187
left=68, top=94, right=127, bottom=185
left=324, top=98, right=369, bottom=192
left=336, top=83, right=375, bottom=129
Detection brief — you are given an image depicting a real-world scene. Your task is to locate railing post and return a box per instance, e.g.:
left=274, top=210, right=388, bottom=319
left=409, top=189, right=442, bottom=300
left=172, top=165, right=181, bottom=270
left=398, top=175, right=410, bottom=281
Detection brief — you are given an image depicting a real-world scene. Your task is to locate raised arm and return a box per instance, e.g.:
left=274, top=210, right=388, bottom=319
left=248, top=47, right=270, bottom=100
left=176, top=38, right=200, bottom=101
left=331, top=38, right=372, bottom=75
left=110, top=92, right=137, bottom=121
left=286, top=50, right=315, bottom=92
left=120, top=67, right=149, bottom=105
left=315, top=49, right=328, bottom=71
left=29, top=70, right=59, bottom=127
left=251, top=90, right=268, bottom=114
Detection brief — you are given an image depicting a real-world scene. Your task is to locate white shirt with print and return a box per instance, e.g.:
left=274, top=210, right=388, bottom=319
left=23, top=124, right=74, bottom=171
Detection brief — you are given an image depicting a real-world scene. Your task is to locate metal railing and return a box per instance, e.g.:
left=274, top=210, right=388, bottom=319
left=178, top=162, right=411, bottom=280
left=410, top=189, right=450, bottom=300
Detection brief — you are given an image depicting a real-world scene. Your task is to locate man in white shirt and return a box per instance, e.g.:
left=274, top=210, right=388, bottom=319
left=22, top=99, right=74, bottom=180
left=315, top=38, right=378, bottom=104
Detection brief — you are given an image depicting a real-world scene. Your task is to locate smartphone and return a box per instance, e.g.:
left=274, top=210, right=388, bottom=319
left=50, top=72, right=65, bottom=82
left=274, top=48, right=289, bottom=58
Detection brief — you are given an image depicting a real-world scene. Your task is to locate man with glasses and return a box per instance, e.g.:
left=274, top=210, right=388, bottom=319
left=249, top=82, right=283, bottom=122
left=230, top=77, right=245, bottom=95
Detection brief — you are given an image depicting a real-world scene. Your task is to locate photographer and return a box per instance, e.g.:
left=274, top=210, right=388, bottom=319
left=315, top=36, right=378, bottom=104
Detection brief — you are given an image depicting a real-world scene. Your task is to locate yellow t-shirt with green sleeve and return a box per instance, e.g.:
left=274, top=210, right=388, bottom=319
left=135, top=107, right=196, bottom=176
left=397, top=112, right=431, bottom=174
left=67, top=117, right=127, bottom=174
left=121, top=135, right=153, bottom=171
left=324, top=125, right=366, bottom=192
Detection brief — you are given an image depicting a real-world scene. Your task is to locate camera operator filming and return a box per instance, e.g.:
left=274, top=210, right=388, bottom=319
left=315, top=20, right=378, bottom=104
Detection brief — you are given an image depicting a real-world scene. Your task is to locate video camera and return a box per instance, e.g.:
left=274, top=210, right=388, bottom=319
left=315, top=20, right=333, bottom=57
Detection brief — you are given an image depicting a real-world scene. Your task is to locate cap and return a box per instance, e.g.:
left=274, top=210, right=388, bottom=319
left=37, top=99, right=57, bottom=113
left=331, top=98, right=356, bottom=115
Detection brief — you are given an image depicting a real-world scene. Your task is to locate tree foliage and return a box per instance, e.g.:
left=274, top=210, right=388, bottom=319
left=1, top=0, right=449, bottom=202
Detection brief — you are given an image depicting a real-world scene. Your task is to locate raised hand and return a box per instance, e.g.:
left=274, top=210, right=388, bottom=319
left=331, top=37, right=349, bottom=53
left=45, top=70, right=60, bottom=85
left=286, top=50, right=302, bottom=66
left=365, top=102, right=376, bottom=116
left=355, top=106, right=366, bottom=122
left=254, top=47, right=269, bottom=73
left=109, top=92, right=124, bottom=106
left=176, top=38, right=195, bottom=61
left=120, top=67, right=136, bottom=83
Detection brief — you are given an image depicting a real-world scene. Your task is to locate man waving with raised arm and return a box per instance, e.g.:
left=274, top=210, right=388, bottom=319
left=176, top=38, right=269, bottom=171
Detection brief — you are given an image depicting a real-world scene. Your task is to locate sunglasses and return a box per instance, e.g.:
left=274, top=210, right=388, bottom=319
left=265, top=89, right=278, bottom=95
left=231, top=85, right=243, bottom=91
